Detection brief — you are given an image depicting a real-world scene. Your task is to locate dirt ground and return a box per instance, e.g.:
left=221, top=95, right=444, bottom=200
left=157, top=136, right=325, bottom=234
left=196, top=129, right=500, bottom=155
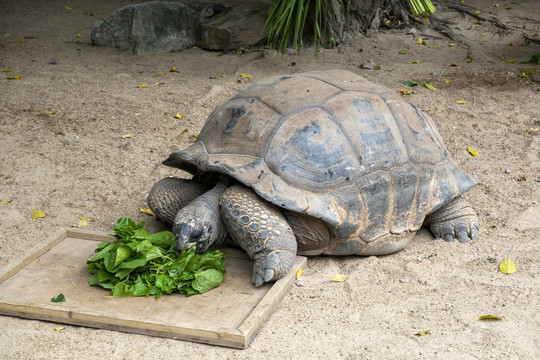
left=0, top=0, right=539, bottom=358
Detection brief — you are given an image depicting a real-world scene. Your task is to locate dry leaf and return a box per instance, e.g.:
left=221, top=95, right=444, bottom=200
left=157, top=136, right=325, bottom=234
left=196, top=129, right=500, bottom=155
left=7, top=74, right=22, bottom=79
left=239, top=73, right=252, bottom=78
left=73, top=217, right=90, bottom=227
left=414, top=330, right=431, bottom=336
left=55, top=327, right=65, bottom=331
left=136, top=84, right=147, bottom=88
left=478, top=315, right=506, bottom=320
left=32, top=209, right=46, bottom=219
left=467, top=146, right=479, bottom=156
left=289, top=61, right=296, bottom=66
left=43, top=110, right=55, bottom=115
left=449, top=43, right=456, bottom=46
left=410, top=61, right=423, bottom=64
left=445, top=80, right=451, bottom=84
left=505, top=59, right=518, bottom=63
left=332, top=274, right=347, bottom=282
left=121, top=134, right=132, bottom=139
left=65, top=6, right=72, bottom=10
left=140, top=208, right=155, bottom=216
left=467, top=57, right=473, bottom=63
left=77, top=33, right=81, bottom=38
left=154, top=82, right=163, bottom=86
left=220, top=74, right=226, bottom=78
left=456, top=100, right=467, bottom=104
left=1, top=199, right=12, bottom=203
left=170, top=66, right=178, bottom=72
left=401, top=89, right=412, bottom=95
left=499, top=256, right=516, bottom=274
left=424, top=83, right=437, bottom=90
left=155, top=72, right=166, bottom=75
left=296, top=268, right=306, bottom=279
left=416, top=37, right=425, bottom=45
left=174, top=113, right=183, bottom=119
left=2, top=68, right=11, bottom=72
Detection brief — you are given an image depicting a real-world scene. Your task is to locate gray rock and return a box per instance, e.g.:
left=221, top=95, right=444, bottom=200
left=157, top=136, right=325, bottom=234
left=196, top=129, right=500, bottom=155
left=360, top=59, right=375, bottom=69
left=201, top=1, right=268, bottom=50
left=91, top=1, right=229, bottom=54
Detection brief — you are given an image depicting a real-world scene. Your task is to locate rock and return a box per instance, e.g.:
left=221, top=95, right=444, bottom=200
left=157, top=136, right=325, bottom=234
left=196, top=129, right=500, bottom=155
left=360, top=59, right=375, bottom=69
left=91, top=1, right=229, bottom=54
left=201, top=1, right=268, bottom=50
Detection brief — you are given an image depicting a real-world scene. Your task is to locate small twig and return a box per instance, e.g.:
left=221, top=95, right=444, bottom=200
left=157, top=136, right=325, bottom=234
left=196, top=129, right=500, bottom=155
left=70, top=280, right=77, bottom=288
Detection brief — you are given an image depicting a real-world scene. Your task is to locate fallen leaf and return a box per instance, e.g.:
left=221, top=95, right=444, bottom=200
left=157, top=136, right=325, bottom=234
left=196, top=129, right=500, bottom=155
left=456, top=100, right=467, bottom=104
left=467, top=146, right=479, bottom=156
left=73, top=216, right=90, bottom=227
left=220, top=74, right=226, bottom=77
left=450, top=62, right=462, bottom=69
left=32, top=209, right=46, bottom=219
left=445, top=80, right=451, bottom=84
left=414, top=330, right=431, bottom=336
left=7, top=74, right=22, bottom=79
left=239, top=73, right=252, bottom=78
left=154, top=81, right=163, bottom=86
left=472, top=23, right=480, bottom=27
left=296, top=268, right=306, bottom=279
left=2, top=68, right=11, bottom=72
left=1, top=199, right=12, bottom=203
left=399, top=49, right=408, bottom=54
left=77, top=33, right=81, bottom=38
left=427, top=45, right=440, bottom=49
left=508, top=42, right=514, bottom=47
left=505, top=59, right=518, bottom=63
left=170, top=66, right=178, bottom=72
left=289, top=61, right=296, bottom=66
left=156, top=72, right=166, bottom=75
left=449, top=43, right=456, bottom=47
left=55, top=327, right=65, bottom=331
left=410, top=61, right=423, bottom=64
left=51, top=293, right=66, bottom=302
left=136, top=84, right=147, bottom=88
left=499, top=256, right=516, bottom=274
left=416, top=37, right=426, bottom=45
left=424, top=82, right=437, bottom=90
left=65, top=6, right=72, bottom=10
left=174, top=113, right=183, bottom=119
left=178, top=128, right=188, bottom=136
left=43, top=110, right=55, bottom=115
left=467, top=57, right=473, bottom=63
left=140, top=208, right=155, bottom=216
left=478, top=315, right=506, bottom=320
left=401, top=89, right=412, bottom=95
left=15, top=38, right=23, bottom=43
left=493, top=3, right=499, bottom=7
left=441, top=107, right=447, bottom=110
left=520, top=69, right=534, bottom=77
left=332, top=273, right=347, bottom=282
left=522, top=54, right=540, bottom=65
left=121, top=134, right=132, bottom=139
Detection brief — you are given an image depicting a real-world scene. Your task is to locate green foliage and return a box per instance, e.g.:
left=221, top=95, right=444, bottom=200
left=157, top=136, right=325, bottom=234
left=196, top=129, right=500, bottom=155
left=408, top=0, right=435, bottom=15
left=264, top=0, right=327, bottom=54
left=87, top=217, right=226, bottom=299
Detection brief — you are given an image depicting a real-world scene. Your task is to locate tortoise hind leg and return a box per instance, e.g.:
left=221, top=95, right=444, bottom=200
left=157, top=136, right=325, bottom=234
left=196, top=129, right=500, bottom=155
left=147, top=178, right=209, bottom=224
left=219, top=185, right=297, bottom=287
left=424, top=195, right=479, bottom=243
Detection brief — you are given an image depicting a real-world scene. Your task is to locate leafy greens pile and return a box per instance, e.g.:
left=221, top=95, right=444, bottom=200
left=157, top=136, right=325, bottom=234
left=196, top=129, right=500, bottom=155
left=87, top=217, right=226, bottom=299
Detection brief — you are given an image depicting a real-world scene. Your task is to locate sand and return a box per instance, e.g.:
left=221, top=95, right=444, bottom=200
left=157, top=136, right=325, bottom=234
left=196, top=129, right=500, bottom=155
left=0, top=0, right=539, bottom=358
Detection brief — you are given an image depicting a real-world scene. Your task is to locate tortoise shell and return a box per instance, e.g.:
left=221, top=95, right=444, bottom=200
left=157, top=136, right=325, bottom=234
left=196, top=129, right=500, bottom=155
left=164, top=70, right=475, bottom=249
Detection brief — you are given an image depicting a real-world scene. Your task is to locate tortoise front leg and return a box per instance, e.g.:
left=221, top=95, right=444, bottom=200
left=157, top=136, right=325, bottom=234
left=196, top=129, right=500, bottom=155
left=220, top=185, right=297, bottom=287
left=147, top=177, right=210, bottom=224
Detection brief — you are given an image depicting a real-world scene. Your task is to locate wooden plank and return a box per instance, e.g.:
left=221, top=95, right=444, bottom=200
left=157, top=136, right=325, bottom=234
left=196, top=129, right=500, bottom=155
left=0, top=229, right=306, bottom=349
left=0, top=228, right=67, bottom=283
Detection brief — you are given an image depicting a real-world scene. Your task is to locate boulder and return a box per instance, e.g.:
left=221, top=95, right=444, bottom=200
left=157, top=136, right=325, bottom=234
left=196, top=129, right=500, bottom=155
left=91, top=1, right=230, bottom=54
left=201, top=1, right=269, bottom=50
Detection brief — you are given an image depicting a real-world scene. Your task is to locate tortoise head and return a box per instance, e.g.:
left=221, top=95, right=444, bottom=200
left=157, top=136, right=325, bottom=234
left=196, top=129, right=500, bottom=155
left=173, top=218, right=214, bottom=253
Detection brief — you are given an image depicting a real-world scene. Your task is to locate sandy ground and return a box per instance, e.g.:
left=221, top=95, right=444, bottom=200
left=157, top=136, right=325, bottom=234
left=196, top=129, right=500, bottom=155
left=0, top=0, right=539, bottom=358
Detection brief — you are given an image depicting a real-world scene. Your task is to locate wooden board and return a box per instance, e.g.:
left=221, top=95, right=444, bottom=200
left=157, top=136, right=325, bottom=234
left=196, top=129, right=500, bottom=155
left=0, top=229, right=306, bottom=349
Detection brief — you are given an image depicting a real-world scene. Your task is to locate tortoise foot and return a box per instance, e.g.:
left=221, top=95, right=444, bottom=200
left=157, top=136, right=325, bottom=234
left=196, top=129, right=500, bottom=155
left=220, top=185, right=297, bottom=287
left=425, top=196, right=479, bottom=243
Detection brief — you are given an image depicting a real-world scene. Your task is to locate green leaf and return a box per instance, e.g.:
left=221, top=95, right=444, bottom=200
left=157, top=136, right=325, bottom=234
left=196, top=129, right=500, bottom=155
left=521, top=54, right=540, bottom=65
left=87, top=217, right=226, bottom=299
left=404, top=80, right=420, bottom=86
left=192, top=268, right=224, bottom=293
left=478, top=315, right=506, bottom=320
left=399, top=49, right=408, bottom=55
left=51, top=293, right=66, bottom=302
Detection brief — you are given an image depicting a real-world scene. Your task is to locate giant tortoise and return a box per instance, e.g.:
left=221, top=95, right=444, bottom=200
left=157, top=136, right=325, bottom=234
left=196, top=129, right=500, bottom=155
left=147, top=70, right=479, bottom=287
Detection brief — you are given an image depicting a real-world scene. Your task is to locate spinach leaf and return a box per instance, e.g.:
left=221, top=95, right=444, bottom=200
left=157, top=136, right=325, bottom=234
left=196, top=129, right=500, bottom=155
left=87, top=217, right=226, bottom=298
